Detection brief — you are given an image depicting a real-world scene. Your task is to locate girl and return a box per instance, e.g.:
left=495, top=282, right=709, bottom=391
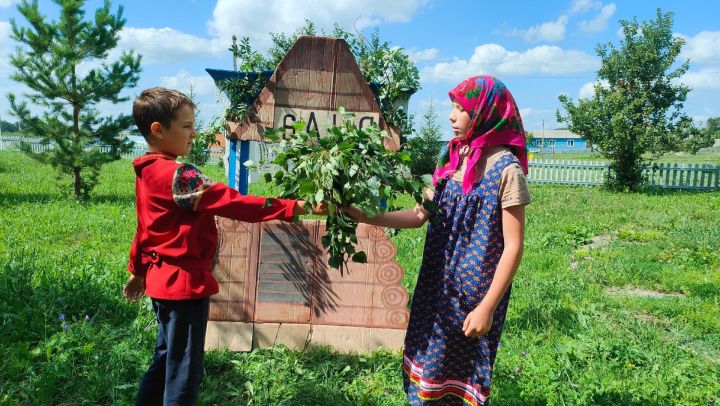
left=347, top=75, right=530, bottom=405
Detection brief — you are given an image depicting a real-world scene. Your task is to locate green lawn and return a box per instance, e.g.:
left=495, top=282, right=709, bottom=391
left=1, top=151, right=719, bottom=405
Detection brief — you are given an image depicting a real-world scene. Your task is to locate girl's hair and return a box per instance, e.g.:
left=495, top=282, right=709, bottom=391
left=132, top=87, right=196, bottom=139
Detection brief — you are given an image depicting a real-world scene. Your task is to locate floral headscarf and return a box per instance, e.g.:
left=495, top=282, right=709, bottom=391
left=432, top=75, right=528, bottom=195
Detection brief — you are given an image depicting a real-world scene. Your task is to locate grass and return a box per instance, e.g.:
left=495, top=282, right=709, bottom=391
left=1, top=151, right=719, bottom=405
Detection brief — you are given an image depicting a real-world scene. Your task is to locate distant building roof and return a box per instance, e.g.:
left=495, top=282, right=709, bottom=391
left=529, top=129, right=584, bottom=139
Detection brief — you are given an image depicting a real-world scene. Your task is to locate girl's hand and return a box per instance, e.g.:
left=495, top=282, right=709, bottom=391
left=123, top=274, right=144, bottom=302
left=462, top=303, right=494, bottom=337
left=341, top=206, right=366, bottom=222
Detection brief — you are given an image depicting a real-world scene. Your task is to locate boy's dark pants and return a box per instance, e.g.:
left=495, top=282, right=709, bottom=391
left=136, top=297, right=209, bottom=406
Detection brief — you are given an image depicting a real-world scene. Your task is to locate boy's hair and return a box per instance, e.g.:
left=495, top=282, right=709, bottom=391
left=133, top=87, right=196, bottom=139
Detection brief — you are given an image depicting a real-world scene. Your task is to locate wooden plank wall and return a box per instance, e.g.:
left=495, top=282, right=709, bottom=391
left=227, top=36, right=400, bottom=150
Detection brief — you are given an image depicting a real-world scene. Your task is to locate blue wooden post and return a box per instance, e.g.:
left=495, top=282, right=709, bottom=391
left=238, top=140, right=250, bottom=195
left=227, top=139, right=237, bottom=189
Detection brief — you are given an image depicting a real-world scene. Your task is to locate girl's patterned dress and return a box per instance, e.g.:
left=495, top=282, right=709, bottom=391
left=403, top=152, right=518, bottom=405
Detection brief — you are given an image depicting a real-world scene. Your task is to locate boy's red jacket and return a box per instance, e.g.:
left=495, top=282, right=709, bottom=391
left=128, top=152, right=296, bottom=300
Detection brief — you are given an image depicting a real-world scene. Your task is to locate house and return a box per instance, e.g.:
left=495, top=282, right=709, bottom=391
left=528, top=129, right=590, bottom=153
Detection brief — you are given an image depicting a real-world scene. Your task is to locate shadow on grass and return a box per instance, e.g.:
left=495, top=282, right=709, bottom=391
left=589, top=393, right=667, bottom=405
left=0, top=246, right=136, bottom=346
left=200, top=346, right=573, bottom=405
left=634, top=186, right=720, bottom=196
left=89, top=193, right=135, bottom=206
left=0, top=191, right=135, bottom=207
left=0, top=191, right=61, bottom=205
left=506, top=303, right=580, bottom=334
left=200, top=347, right=406, bottom=405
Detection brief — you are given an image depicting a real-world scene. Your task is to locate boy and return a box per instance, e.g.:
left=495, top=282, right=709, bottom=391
left=123, top=87, right=323, bottom=405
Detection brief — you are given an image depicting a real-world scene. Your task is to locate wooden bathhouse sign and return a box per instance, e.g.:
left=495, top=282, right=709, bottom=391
left=205, top=36, right=410, bottom=353
left=226, top=35, right=401, bottom=149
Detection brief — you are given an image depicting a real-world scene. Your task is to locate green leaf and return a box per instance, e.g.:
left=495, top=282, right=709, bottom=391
left=421, top=174, right=433, bottom=186
left=328, top=255, right=341, bottom=269
left=351, top=251, right=367, bottom=264
left=422, top=199, right=436, bottom=212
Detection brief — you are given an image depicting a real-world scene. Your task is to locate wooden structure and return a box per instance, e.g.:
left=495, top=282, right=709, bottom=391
left=205, top=221, right=409, bottom=353
left=211, top=35, right=401, bottom=194
left=227, top=36, right=400, bottom=149
left=204, top=36, right=412, bottom=353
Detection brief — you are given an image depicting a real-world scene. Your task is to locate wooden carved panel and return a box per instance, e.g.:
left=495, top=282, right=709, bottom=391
left=312, top=223, right=409, bottom=329
left=210, top=220, right=409, bottom=333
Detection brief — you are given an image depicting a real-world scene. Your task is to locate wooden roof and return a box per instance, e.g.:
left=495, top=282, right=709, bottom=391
left=228, top=36, right=401, bottom=150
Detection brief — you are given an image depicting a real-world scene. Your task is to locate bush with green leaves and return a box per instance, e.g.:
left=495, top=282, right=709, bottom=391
left=265, top=109, right=432, bottom=272
left=557, top=9, right=713, bottom=191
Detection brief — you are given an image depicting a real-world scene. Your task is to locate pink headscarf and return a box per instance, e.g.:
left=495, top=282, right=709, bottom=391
left=432, top=75, right=528, bottom=195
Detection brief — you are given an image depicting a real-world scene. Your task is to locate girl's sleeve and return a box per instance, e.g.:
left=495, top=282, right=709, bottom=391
left=172, top=163, right=296, bottom=222
left=499, top=163, right=532, bottom=208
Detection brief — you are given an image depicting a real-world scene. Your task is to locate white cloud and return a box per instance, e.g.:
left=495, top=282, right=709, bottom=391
left=680, top=68, right=720, bottom=90
left=578, top=79, right=609, bottom=98
left=512, top=15, right=569, bottom=43
left=207, top=0, right=428, bottom=51
left=110, top=27, right=224, bottom=64
left=408, top=48, right=439, bottom=62
left=691, top=115, right=708, bottom=125
left=675, top=31, right=720, bottom=91
left=160, top=69, right=218, bottom=97
left=579, top=3, right=616, bottom=33
left=520, top=107, right=535, bottom=118
left=421, top=44, right=598, bottom=83
left=579, top=82, right=595, bottom=99
left=0, top=0, right=17, bottom=8
left=569, top=0, right=601, bottom=14
left=518, top=107, right=556, bottom=122
left=680, top=31, right=720, bottom=65
left=0, top=21, right=12, bottom=74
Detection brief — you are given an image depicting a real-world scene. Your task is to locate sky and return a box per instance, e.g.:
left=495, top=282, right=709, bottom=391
left=1, top=0, right=719, bottom=141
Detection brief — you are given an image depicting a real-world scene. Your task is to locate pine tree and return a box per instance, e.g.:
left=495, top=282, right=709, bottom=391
left=7, top=0, right=142, bottom=199
left=407, top=100, right=443, bottom=177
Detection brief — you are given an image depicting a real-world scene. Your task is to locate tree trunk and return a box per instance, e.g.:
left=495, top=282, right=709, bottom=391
left=71, top=64, right=82, bottom=199
left=73, top=166, right=82, bottom=199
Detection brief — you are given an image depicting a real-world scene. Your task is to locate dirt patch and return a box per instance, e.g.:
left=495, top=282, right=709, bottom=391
left=604, top=287, right=684, bottom=298
left=636, top=312, right=662, bottom=324
left=570, top=234, right=615, bottom=270
left=583, top=234, right=614, bottom=250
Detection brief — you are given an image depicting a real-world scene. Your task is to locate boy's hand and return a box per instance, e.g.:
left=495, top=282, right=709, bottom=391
left=311, top=201, right=328, bottom=215
left=294, top=200, right=329, bottom=216
left=462, top=302, right=494, bottom=337
left=123, top=274, right=144, bottom=302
